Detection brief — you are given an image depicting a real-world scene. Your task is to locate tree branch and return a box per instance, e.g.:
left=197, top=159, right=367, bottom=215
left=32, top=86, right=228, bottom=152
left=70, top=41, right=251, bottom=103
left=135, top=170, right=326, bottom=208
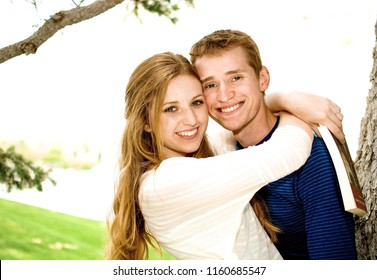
left=0, top=0, right=124, bottom=64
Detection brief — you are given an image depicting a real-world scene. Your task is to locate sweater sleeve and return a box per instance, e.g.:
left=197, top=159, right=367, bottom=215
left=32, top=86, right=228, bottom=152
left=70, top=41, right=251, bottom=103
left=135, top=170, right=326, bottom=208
left=140, top=125, right=312, bottom=213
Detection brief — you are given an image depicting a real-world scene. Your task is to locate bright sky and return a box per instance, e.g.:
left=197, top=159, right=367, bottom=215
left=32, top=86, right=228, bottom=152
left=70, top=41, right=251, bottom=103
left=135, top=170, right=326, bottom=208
left=0, top=0, right=377, bottom=162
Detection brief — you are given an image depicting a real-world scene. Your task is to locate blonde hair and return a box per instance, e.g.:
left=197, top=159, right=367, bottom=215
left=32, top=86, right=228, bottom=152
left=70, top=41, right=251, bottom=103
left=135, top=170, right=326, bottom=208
left=106, top=52, right=214, bottom=260
left=190, top=30, right=280, bottom=242
left=190, top=29, right=263, bottom=76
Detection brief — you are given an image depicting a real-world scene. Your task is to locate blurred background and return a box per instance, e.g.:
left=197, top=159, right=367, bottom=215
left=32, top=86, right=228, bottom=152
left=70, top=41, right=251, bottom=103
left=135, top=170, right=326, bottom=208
left=0, top=0, right=376, bottom=222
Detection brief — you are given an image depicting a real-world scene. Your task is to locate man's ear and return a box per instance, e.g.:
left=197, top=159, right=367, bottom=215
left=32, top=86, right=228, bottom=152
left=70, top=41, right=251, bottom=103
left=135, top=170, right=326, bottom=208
left=144, top=124, right=152, bottom=132
left=259, top=66, right=270, bottom=91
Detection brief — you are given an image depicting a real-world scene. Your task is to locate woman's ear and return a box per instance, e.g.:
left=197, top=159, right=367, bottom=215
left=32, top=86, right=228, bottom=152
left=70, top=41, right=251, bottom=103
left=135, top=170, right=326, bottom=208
left=144, top=124, right=152, bottom=132
left=259, top=66, right=270, bottom=92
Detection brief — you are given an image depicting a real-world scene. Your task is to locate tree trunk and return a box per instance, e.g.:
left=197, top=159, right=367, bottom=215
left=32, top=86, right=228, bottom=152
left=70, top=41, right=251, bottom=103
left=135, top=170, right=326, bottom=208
left=354, top=18, right=377, bottom=260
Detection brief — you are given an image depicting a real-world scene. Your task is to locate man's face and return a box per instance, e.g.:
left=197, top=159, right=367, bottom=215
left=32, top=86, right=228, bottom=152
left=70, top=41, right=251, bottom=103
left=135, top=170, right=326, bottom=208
left=194, top=46, right=269, bottom=134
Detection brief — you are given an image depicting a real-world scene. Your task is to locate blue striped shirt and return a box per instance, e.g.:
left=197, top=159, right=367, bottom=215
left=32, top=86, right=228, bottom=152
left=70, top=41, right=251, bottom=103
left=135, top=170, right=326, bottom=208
left=237, top=118, right=357, bottom=259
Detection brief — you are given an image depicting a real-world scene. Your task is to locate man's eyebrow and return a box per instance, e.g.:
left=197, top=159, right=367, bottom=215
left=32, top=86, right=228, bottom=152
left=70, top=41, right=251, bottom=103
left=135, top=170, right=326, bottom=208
left=225, top=69, right=244, bottom=75
left=201, top=69, right=245, bottom=84
left=201, top=76, right=214, bottom=84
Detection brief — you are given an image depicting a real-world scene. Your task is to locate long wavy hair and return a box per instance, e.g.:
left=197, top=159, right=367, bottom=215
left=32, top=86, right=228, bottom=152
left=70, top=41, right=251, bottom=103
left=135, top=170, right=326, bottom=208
left=190, top=29, right=281, bottom=242
left=106, top=52, right=214, bottom=260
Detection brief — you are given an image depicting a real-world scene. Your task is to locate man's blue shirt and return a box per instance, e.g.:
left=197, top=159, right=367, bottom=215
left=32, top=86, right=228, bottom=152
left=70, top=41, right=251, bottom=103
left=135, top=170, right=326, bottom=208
left=237, top=118, right=357, bottom=259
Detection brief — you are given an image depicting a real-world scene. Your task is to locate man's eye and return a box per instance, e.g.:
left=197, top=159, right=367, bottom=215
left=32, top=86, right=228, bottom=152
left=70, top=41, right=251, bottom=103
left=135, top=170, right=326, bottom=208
left=204, top=83, right=216, bottom=90
left=163, top=106, right=177, bottom=113
left=232, top=76, right=241, bottom=82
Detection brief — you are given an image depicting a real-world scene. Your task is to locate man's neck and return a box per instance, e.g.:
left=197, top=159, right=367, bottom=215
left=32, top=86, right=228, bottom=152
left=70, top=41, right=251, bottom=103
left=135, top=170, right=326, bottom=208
left=234, top=110, right=277, bottom=147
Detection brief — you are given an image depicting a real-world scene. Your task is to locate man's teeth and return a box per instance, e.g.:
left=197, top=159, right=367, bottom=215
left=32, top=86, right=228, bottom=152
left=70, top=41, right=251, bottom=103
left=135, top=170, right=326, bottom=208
left=177, top=128, right=197, bottom=137
left=221, top=104, right=240, bottom=113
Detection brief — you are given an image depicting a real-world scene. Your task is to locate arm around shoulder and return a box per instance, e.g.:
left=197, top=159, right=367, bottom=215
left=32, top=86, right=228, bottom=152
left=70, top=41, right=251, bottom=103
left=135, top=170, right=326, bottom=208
left=265, top=91, right=345, bottom=143
left=279, top=111, right=314, bottom=142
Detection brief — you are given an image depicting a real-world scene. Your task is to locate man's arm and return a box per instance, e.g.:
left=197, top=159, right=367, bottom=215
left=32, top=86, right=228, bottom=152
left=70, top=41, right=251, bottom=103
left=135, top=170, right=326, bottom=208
left=265, top=91, right=345, bottom=144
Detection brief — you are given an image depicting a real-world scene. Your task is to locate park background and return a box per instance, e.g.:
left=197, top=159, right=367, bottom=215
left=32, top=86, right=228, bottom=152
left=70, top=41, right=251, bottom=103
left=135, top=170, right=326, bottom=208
left=0, top=0, right=377, bottom=259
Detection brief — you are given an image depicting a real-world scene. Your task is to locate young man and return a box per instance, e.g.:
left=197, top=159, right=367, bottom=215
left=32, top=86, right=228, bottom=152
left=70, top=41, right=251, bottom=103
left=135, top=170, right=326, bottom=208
left=190, top=29, right=357, bottom=259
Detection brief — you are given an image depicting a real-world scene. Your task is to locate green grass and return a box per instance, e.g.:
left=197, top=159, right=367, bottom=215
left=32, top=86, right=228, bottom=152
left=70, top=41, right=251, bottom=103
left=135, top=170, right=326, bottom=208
left=0, top=198, right=174, bottom=260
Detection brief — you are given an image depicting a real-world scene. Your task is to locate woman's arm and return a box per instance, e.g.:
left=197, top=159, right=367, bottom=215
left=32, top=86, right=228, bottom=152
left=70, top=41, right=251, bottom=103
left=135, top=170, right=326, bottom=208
left=265, top=91, right=345, bottom=144
left=147, top=124, right=312, bottom=211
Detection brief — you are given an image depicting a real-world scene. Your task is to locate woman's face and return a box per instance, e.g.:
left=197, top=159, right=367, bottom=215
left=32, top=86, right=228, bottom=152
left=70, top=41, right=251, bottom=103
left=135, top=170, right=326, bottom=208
left=157, top=74, right=209, bottom=158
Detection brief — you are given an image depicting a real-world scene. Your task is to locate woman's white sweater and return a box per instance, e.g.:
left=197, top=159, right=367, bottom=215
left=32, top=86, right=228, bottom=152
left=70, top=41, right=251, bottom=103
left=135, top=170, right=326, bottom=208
left=139, top=125, right=312, bottom=260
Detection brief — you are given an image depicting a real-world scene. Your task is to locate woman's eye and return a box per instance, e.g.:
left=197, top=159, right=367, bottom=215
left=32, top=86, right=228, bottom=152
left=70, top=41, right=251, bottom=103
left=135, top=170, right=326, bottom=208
left=192, top=100, right=204, bottom=107
left=163, top=106, right=177, bottom=113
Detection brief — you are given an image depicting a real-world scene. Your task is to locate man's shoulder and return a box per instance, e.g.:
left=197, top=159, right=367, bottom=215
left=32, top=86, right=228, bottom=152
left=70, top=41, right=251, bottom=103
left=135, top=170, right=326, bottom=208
left=299, top=133, right=336, bottom=174
left=310, top=134, right=331, bottom=155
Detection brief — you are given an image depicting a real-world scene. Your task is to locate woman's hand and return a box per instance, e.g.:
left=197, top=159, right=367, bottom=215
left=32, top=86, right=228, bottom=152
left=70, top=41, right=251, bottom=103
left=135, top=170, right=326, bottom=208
left=266, top=91, right=345, bottom=144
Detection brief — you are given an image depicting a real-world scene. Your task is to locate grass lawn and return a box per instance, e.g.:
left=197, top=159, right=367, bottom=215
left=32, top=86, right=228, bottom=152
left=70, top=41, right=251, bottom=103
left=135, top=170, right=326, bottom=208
left=0, top=198, right=174, bottom=260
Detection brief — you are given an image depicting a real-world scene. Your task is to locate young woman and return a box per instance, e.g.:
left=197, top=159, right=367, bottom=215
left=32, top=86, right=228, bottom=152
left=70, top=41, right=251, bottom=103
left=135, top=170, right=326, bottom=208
left=106, top=52, right=340, bottom=260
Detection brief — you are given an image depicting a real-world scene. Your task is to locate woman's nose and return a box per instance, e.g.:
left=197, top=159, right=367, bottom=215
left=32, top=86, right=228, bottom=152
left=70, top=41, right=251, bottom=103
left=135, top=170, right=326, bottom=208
left=182, top=108, right=197, bottom=125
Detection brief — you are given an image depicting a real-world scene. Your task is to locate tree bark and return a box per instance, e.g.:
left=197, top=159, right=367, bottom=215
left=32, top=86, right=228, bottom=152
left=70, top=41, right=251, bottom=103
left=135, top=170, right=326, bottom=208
left=354, top=18, right=377, bottom=260
left=0, top=0, right=124, bottom=64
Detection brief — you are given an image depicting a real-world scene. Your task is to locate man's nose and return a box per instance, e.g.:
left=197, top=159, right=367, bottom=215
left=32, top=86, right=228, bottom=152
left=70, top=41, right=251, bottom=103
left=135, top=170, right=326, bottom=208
left=217, top=84, right=235, bottom=102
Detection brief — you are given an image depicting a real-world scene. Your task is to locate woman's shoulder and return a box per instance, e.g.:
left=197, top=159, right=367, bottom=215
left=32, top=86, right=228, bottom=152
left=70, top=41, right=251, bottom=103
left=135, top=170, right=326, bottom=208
left=140, top=157, right=198, bottom=192
left=206, top=122, right=236, bottom=155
